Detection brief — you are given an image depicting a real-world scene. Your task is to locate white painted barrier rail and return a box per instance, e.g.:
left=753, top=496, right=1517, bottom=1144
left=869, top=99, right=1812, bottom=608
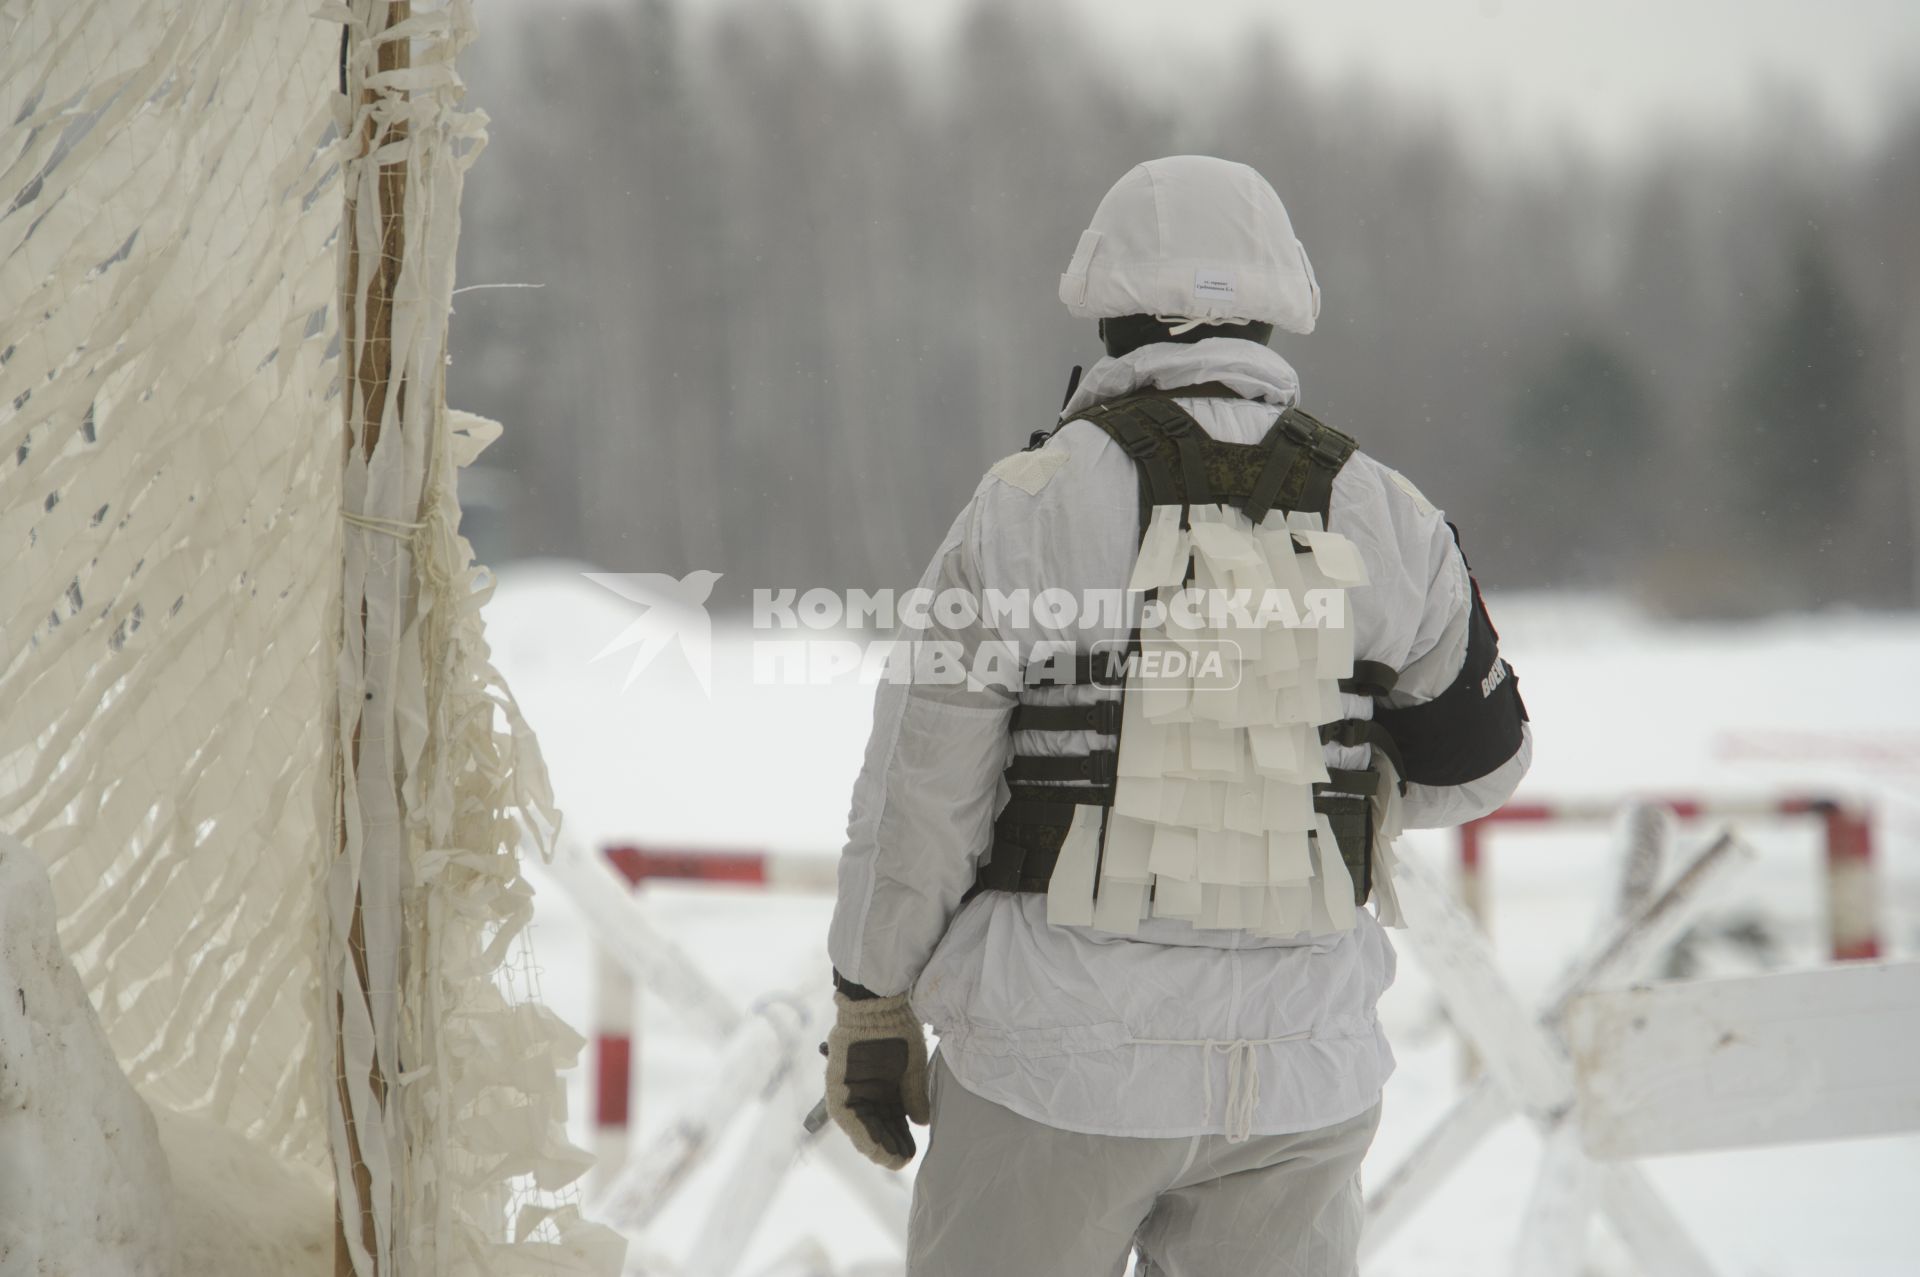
left=571, top=798, right=1903, bottom=1276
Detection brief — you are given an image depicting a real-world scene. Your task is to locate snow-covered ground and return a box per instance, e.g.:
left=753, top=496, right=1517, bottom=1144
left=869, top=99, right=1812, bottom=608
left=486, top=563, right=1920, bottom=1276
left=2, top=836, right=333, bottom=1277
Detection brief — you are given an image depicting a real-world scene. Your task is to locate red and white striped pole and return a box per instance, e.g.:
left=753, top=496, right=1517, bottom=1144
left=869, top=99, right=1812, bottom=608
left=590, top=948, right=637, bottom=1193
left=588, top=844, right=839, bottom=1187
left=1456, top=795, right=1880, bottom=963
left=1816, top=802, right=1880, bottom=962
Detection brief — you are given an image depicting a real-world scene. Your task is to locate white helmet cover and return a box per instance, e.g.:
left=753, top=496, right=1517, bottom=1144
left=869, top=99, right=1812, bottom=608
left=1058, top=155, right=1321, bottom=335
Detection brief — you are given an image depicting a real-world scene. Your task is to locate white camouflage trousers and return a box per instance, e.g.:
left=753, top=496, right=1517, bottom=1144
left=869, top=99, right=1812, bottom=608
left=908, top=1052, right=1380, bottom=1276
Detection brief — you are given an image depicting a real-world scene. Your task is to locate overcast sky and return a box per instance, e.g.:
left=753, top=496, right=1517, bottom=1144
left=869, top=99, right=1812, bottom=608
left=692, top=0, right=1920, bottom=161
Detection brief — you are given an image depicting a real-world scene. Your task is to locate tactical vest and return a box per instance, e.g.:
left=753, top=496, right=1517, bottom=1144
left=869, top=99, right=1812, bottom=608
left=967, top=384, right=1409, bottom=935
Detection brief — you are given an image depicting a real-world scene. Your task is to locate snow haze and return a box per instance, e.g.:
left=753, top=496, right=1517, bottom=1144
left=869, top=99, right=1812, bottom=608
left=689, top=0, right=1920, bottom=160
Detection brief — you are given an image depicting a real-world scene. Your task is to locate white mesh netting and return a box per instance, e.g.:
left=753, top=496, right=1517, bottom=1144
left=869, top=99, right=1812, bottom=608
left=0, top=3, right=619, bottom=1272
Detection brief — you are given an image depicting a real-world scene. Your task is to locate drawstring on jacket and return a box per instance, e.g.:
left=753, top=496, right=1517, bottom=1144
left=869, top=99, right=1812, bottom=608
left=1130, top=1030, right=1314, bottom=1143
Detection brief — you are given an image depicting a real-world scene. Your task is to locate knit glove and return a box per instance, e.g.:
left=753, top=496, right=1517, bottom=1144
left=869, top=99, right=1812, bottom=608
left=823, top=989, right=930, bottom=1170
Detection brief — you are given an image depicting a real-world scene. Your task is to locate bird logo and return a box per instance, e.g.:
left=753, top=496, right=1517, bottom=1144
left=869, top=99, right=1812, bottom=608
left=581, top=570, right=723, bottom=696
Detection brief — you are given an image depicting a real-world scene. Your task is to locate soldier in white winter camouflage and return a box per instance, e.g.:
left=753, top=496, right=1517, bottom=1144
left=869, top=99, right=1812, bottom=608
left=823, top=156, right=1531, bottom=1276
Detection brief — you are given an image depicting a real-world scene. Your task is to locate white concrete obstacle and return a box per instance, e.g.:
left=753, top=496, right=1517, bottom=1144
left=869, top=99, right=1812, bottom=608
left=1566, top=960, right=1920, bottom=1159
left=1369, top=818, right=1917, bottom=1277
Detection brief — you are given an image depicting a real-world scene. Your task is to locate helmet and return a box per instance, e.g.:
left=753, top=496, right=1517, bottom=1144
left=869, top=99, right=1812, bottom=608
left=1057, top=155, right=1321, bottom=337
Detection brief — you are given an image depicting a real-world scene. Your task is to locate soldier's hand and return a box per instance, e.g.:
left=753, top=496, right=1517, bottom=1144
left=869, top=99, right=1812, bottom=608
left=821, top=989, right=930, bottom=1170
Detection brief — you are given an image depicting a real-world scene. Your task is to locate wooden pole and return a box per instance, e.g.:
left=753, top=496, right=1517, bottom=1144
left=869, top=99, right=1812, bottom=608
left=335, top=5, right=411, bottom=1274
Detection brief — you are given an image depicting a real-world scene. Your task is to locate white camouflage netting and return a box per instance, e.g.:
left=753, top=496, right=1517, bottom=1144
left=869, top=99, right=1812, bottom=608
left=1, top=2, right=618, bottom=1272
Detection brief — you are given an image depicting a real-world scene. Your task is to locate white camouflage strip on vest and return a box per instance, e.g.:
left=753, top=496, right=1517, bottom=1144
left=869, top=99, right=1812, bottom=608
left=1046, top=503, right=1406, bottom=936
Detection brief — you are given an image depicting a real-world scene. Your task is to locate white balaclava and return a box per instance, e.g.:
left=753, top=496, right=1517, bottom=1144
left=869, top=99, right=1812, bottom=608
left=1058, top=155, right=1321, bottom=336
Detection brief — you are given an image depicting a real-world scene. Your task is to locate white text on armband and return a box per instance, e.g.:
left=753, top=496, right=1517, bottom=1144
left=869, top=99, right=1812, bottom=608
left=1479, top=659, right=1509, bottom=699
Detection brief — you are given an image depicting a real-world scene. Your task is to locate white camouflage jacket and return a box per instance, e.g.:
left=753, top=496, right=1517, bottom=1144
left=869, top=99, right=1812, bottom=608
left=829, top=338, right=1531, bottom=1138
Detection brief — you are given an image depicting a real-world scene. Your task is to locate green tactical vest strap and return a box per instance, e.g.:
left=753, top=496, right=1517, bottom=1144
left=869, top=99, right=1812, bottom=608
left=1171, top=426, right=1214, bottom=508
left=1317, top=767, right=1381, bottom=797
left=1242, top=406, right=1358, bottom=526
left=1075, top=392, right=1215, bottom=542
left=965, top=790, right=1111, bottom=900
left=1313, top=767, right=1380, bottom=903
left=1011, top=699, right=1124, bottom=734
left=1134, top=390, right=1220, bottom=508
left=1319, top=719, right=1410, bottom=795
left=1339, top=660, right=1398, bottom=699
left=1071, top=390, right=1358, bottom=537
left=1003, top=750, right=1118, bottom=786
left=1311, top=791, right=1374, bottom=905
left=1077, top=399, right=1155, bottom=491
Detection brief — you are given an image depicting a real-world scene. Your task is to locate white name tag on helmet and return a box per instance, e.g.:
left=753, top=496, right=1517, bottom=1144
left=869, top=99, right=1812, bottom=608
left=1192, top=268, right=1237, bottom=302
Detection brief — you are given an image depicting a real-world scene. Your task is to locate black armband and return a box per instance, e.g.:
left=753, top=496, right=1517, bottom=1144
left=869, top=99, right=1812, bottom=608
left=832, top=969, right=884, bottom=1001
left=1373, top=578, right=1528, bottom=788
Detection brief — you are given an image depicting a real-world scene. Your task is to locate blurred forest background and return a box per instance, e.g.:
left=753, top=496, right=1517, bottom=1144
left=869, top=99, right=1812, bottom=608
left=450, top=0, right=1920, bottom=617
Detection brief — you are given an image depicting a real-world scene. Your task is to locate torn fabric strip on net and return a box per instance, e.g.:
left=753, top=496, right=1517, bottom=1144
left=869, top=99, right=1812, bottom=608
left=1046, top=504, right=1408, bottom=938
left=327, top=2, right=622, bottom=1273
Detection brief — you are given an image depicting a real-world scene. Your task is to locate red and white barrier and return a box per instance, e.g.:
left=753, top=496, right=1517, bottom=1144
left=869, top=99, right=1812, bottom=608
left=1456, top=795, right=1880, bottom=962
left=587, top=844, right=842, bottom=1219
left=605, top=844, right=840, bottom=894
left=572, top=808, right=1900, bottom=1275
left=540, top=838, right=902, bottom=1273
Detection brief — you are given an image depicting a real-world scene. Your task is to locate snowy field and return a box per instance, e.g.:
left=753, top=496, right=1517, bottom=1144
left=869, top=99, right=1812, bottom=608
left=485, top=563, right=1920, bottom=1276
